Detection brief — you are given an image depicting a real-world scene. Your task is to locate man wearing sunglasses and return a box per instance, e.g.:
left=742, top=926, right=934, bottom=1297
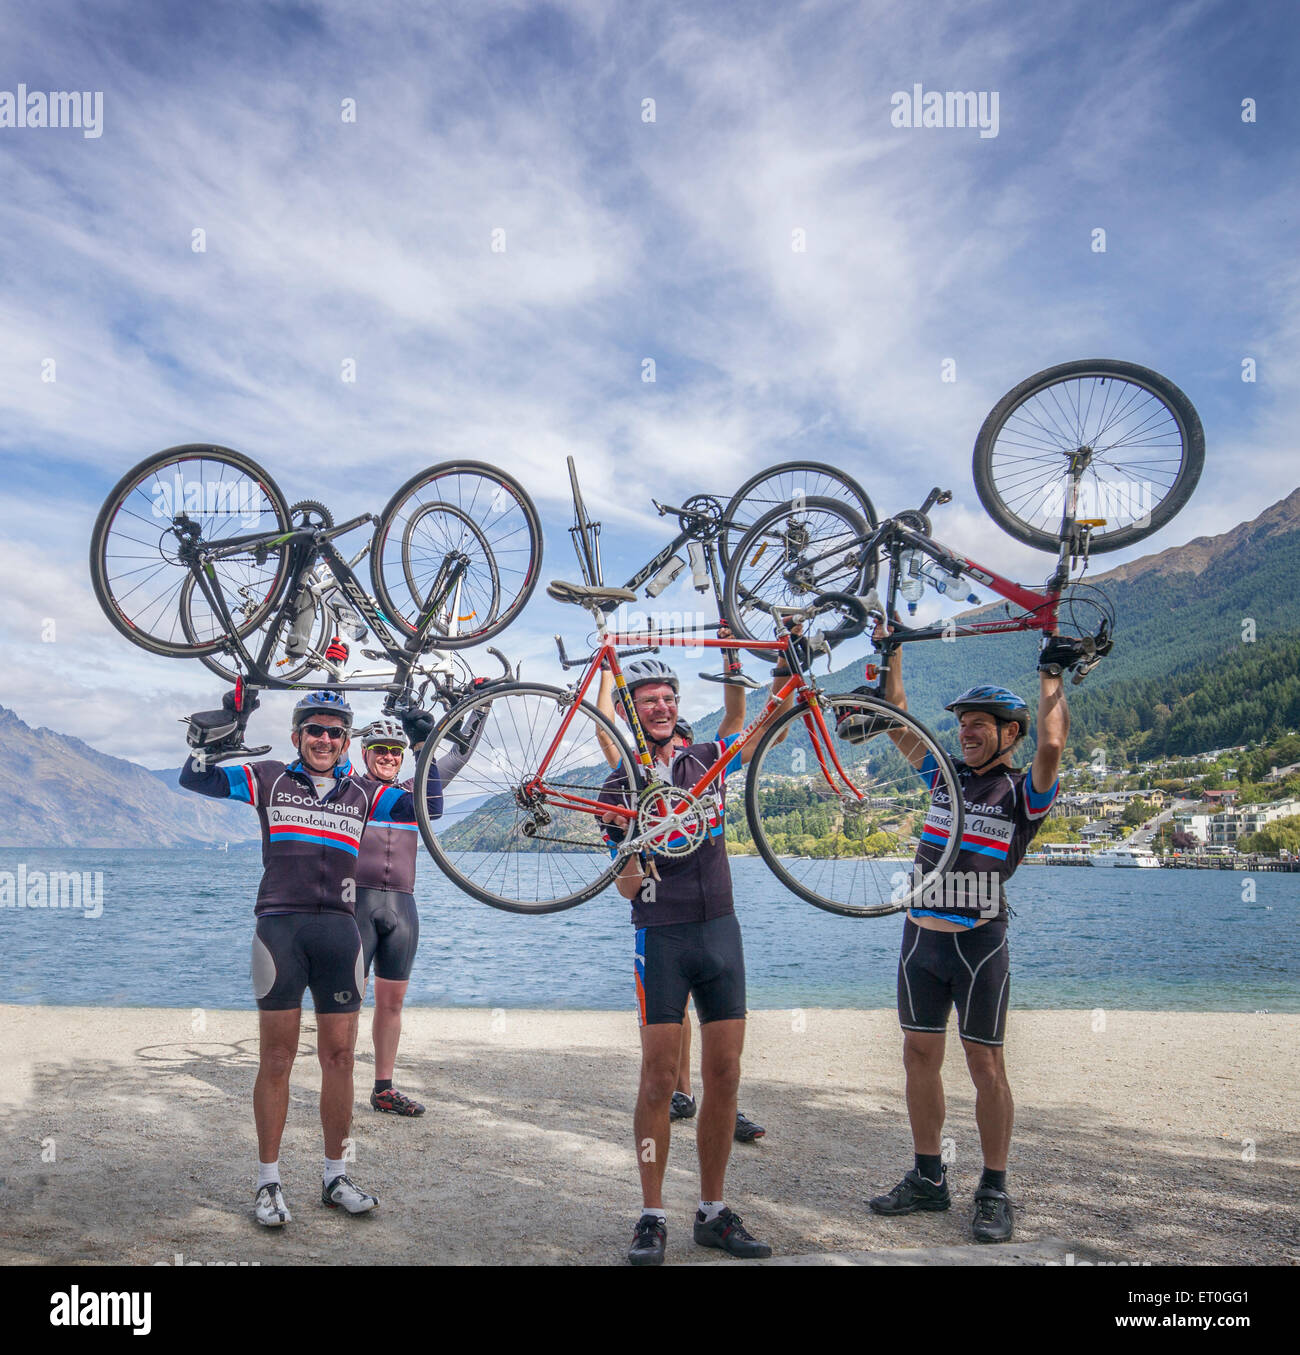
left=180, top=689, right=442, bottom=1228
left=350, top=708, right=484, bottom=1117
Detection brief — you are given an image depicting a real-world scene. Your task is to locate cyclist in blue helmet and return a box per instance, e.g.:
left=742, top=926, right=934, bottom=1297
left=180, top=688, right=442, bottom=1228
left=864, top=633, right=1071, bottom=1245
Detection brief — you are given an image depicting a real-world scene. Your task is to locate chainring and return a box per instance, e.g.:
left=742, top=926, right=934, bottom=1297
left=635, top=784, right=711, bottom=857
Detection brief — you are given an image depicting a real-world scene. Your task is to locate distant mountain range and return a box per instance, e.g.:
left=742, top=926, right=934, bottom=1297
left=0, top=708, right=258, bottom=848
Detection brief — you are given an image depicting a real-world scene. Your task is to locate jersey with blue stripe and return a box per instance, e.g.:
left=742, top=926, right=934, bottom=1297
left=911, top=756, right=1058, bottom=924
left=599, top=737, right=743, bottom=928
left=180, top=755, right=442, bottom=915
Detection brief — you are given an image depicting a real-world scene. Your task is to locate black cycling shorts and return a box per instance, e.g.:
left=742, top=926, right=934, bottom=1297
left=355, top=887, right=420, bottom=983
left=251, top=913, right=364, bottom=1015
left=897, top=916, right=1010, bottom=1047
left=635, top=913, right=746, bottom=1027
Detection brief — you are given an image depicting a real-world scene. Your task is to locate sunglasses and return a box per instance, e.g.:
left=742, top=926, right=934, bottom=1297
left=300, top=722, right=348, bottom=741
left=366, top=744, right=405, bottom=757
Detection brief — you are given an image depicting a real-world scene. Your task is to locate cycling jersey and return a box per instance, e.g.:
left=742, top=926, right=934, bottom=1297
left=180, top=755, right=442, bottom=915
left=910, top=755, right=1057, bottom=925
left=599, top=737, right=743, bottom=929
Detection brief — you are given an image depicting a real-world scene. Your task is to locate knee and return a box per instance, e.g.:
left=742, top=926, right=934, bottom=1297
left=903, top=1038, right=944, bottom=1076
left=702, top=1052, right=741, bottom=1097
left=260, top=1044, right=297, bottom=1080
left=963, top=1046, right=1007, bottom=1089
left=319, top=1044, right=355, bottom=1076
left=374, top=990, right=405, bottom=1017
left=639, top=1060, right=678, bottom=1107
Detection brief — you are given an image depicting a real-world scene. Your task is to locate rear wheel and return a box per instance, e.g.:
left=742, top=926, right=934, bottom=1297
left=413, top=683, right=640, bottom=912
left=722, top=495, right=873, bottom=652
left=89, top=445, right=292, bottom=658
left=743, top=691, right=964, bottom=917
left=371, top=462, right=542, bottom=649
left=973, top=359, right=1204, bottom=554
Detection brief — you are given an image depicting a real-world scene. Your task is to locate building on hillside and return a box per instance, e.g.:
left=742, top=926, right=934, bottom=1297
left=1197, top=798, right=1300, bottom=850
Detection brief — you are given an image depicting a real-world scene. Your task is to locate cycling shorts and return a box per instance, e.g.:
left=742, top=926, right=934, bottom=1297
left=897, top=916, right=1010, bottom=1047
left=251, top=913, right=364, bottom=1015
left=635, top=914, right=746, bottom=1027
left=354, top=887, right=420, bottom=983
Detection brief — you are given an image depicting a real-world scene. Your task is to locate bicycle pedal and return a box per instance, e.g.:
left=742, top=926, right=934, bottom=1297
left=698, top=670, right=761, bottom=689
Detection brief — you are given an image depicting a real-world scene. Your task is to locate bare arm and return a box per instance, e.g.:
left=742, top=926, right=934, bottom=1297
left=878, top=628, right=929, bottom=769
left=1031, top=671, right=1068, bottom=794
left=595, top=666, right=622, bottom=768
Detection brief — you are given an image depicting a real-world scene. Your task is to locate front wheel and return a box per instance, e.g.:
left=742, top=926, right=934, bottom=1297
left=413, top=682, right=640, bottom=913
left=742, top=691, right=964, bottom=917
left=973, top=359, right=1204, bottom=554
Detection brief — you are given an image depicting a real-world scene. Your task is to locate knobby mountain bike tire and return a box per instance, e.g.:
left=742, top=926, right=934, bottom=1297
left=413, top=682, right=639, bottom=912
left=90, top=445, right=293, bottom=658
left=972, top=359, right=1204, bottom=554
left=742, top=691, right=965, bottom=917
left=719, top=461, right=878, bottom=576
left=371, top=461, right=542, bottom=650
left=722, top=495, right=873, bottom=653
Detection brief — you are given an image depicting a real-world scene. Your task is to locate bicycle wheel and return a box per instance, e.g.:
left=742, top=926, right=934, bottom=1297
left=371, top=462, right=542, bottom=649
left=181, top=573, right=327, bottom=683
left=413, top=682, right=640, bottom=912
left=401, top=502, right=500, bottom=637
left=743, top=691, right=964, bottom=917
left=90, top=445, right=293, bottom=658
left=973, top=359, right=1204, bottom=554
left=720, top=462, right=877, bottom=576
left=722, top=495, right=873, bottom=650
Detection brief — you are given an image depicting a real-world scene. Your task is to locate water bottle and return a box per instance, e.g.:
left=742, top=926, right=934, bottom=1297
left=687, top=541, right=709, bottom=593
left=897, top=551, right=925, bottom=613
left=646, top=556, right=686, bottom=598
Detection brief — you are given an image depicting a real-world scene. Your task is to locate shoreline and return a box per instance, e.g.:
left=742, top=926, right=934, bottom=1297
left=1, top=1005, right=1296, bottom=1266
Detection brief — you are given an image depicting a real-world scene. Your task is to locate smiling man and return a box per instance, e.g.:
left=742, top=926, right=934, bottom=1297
left=179, top=690, right=442, bottom=1227
left=849, top=634, right=1075, bottom=1244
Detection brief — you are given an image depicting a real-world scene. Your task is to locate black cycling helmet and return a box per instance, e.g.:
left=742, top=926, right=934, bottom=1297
left=292, top=690, right=354, bottom=730
left=945, top=685, right=1030, bottom=736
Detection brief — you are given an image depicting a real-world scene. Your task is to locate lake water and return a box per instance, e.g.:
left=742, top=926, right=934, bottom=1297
left=3, top=849, right=1297, bottom=1012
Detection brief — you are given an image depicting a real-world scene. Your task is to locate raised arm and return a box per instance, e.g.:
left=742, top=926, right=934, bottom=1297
left=1031, top=670, right=1069, bottom=795
left=877, top=627, right=930, bottom=770
left=595, top=664, right=623, bottom=768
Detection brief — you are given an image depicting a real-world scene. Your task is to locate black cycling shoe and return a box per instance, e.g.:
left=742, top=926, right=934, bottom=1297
left=669, top=1092, right=697, bottom=1122
left=693, top=1207, right=772, bottom=1259
left=971, top=1186, right=1014, bottom=1242
left=628, top=1214, right=667, bottom=1266
left=868, top=1167, right=951, bottom=1215
left=734, top=1111, right=766, bottom=1143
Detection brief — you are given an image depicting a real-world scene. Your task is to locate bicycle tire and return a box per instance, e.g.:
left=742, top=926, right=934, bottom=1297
left=722, top=495, right=873, bottom=652
left=413, top=682, right=640, bottom=913
left=567, top=455, right=601, bottom=584
left=972, top=359, right=1204, bottom=554
left=89, top=445, right=293, bottom=658
left=371, top=461, right=542, bottom=649
left=401, top=501, right=500, bottom=636
left=743, top=691, right=964, bottom=917
left=181, top=572, right=326, bottom=683
left=720, top=461, right=878, bottom=576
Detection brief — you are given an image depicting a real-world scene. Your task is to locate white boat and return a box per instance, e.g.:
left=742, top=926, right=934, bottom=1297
left=1090, top=846, right=1161, bottom=868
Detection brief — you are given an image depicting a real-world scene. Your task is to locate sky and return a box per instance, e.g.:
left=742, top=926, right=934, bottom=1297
left=0, top=0, right=1295, bottom=768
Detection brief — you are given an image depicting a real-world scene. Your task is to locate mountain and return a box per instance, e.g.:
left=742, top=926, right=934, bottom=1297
left=696, top=488, right=1300, bottom=756
left=0, top=706, right=259, bottom=848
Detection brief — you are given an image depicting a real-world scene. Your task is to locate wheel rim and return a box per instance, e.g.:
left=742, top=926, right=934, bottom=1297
left=743, top=694, right=962, bottom=917
left=721, top=463, right=876, bottom=572
left=95, top=450, right=287, bottom=654
left=400, top=501, right=500, bottom=636
left=416, top=687, right=636, bottom=911
left=980, top=370, right=1191, bottom=549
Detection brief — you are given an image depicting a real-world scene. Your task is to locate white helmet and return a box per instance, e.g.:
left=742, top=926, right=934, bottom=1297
left=359, top=718, right=410, bottom=750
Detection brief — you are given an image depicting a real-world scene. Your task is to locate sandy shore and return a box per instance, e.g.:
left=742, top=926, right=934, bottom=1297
left=0, top=1005, right=1296, bottom=1266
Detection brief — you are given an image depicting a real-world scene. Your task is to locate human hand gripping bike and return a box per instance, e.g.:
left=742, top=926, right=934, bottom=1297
left=408, top=580, right=971, bottom=918
left=89, top=444, right=539, bottom=753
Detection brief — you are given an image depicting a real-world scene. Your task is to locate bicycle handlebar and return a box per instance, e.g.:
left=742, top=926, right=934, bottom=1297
left=554, top=636, right=656, bottom=670
left=810, top=592, right=870, bottom=649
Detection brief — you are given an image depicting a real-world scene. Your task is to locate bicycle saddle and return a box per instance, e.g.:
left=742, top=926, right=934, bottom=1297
left=546, top=580, right=638, bottom=609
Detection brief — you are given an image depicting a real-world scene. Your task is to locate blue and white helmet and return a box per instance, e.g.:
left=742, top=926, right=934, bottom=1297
left=292, top=690, right=354, bottom=730
left=945, top=685, right=1029, bottom=735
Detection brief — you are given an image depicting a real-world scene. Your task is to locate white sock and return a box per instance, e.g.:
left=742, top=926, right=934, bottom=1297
left=699, top=1199, right=725, bottom=1221
left=257, top=1161, right=280, bottom=1189
left=324, top=1156, right=347, bottom=1186
left=640, top=1207, right=667, bottom=1221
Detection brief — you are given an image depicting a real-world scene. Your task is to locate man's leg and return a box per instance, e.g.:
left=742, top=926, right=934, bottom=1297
left=254, top=1008, right=302, bottom=1164
left=675, top=1014, right=692, bottom=1097
left=903, top=1029, right=948, bottom=1156
left=316, top=1010, right=361, bottom=1159
left=372, top=978, right=409, bottom=1082
left=634, top=1023, right=683, bottom=1208
left=696, top=1018, right=744, bottom=1201
left=962, top=1040, right=1013, bottom=1171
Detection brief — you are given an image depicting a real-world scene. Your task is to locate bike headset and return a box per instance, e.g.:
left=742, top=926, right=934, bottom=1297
left=623, top=659, right=684, bottom=755
left=945, top=686, right=1029, bottom=772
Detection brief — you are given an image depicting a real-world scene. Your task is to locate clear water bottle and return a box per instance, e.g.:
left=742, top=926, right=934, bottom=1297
left=898, top=551, right=925, bottom=613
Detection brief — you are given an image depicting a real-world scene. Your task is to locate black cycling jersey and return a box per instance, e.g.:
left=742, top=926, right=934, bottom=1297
left=599, top=737, right=743, bottom=929
left=911, top=755, right=1057, bottom=924
left=180, top=755, right=442, bottom=916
